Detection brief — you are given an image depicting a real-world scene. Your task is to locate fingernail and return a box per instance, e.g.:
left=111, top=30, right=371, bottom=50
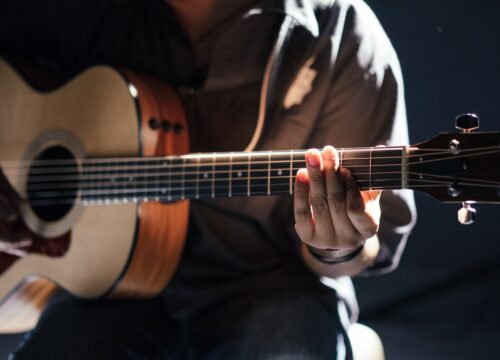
left=297, top=169, right=308, bottom=183
left=306, top=151, right=319, bottom=167
left=322, top=146, right=334, bottom=160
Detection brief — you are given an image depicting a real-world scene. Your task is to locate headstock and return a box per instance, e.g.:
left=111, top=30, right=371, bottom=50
left=408, top=114, right=500, bottom=224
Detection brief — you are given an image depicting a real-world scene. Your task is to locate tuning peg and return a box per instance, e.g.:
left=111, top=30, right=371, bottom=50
left=455, top=114, right=480, bottom=133
left=458, top=203, right=476, bottom=225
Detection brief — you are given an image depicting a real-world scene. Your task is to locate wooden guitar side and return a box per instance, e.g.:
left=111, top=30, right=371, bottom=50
left=109, top=71, right=189, bottom=298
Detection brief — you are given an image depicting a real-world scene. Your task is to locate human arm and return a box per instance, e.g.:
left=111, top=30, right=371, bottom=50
left=0, top=169, right=32, bottom=256
left=293, top=0, right=416, bottom=278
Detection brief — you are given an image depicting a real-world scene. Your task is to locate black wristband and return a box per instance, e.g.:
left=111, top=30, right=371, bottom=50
left=306, top=243, right=364, bottom=264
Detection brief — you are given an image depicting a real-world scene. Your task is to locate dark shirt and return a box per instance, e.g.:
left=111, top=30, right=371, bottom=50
left=0, top=0, right=416, bottom=322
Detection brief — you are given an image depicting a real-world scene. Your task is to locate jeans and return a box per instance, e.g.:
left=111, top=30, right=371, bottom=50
left=10, top=287, right=352, bottom=359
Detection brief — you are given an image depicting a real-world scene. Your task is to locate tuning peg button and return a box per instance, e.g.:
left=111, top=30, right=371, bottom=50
left=455, top=114, right=480, bottom=133
left=458, top=203, right=476, bottom=225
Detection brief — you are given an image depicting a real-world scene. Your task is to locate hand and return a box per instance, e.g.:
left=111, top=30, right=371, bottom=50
left=293, top=146, right=381, bottom=254
left=0, top=168, right=32, bottom=256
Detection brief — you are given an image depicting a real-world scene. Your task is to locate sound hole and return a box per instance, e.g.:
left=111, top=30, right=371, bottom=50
left=27, top=146, right=79, bottom=222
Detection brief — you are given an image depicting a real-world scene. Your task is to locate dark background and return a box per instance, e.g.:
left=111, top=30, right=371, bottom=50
left=1, top=0, right=500, bottom=358
left=355, top=0, right=500, bottom=359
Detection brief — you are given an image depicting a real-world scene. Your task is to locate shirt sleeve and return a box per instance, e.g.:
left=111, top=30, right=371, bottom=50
left=307, top=0, right=417, bottom=275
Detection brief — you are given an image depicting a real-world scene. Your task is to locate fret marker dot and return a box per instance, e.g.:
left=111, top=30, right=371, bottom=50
left=277, top=170, right=283, bottom=176
left=129, top=177, right=134, bottom=182
left=237, top=171, right=242, bottom=177
left=203, top=173, right=209, bottom=179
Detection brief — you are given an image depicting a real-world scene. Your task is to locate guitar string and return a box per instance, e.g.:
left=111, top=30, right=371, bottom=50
left=25, top=178, right=500, bottom=207
left=4, top=160, right=404, bottom=178
left=2, top=144, right=499, bottom=173
left=24, top=176, right=500, bottom=202
left=5, top=144, right=500, bottom=181
left=7, top=147, right=500, bottom=186
left=20, top=164, right=404, bottom=183
left=22, top=173, right=405, bottom=193
left=20, top=169, right=500, bottom=193
left=0, top=146, right=465, bottom=168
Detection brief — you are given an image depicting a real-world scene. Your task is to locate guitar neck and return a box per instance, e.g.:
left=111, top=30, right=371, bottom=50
left=77, top=147, right=408, bottom=205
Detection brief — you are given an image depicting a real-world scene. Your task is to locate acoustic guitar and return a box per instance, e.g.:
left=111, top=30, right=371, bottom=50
left=0, top=58, right=498, bottom=333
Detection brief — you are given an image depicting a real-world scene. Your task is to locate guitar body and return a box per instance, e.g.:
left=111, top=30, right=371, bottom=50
left=0, top=59, right=189, bottom=333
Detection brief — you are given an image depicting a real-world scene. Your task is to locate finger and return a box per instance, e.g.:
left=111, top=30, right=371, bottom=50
left=321, top=146, right=359, bottom=248
left=341, top=168, right=380, bottom=239
left=305, top=149, right=334, bottom=246
left=362, top=189, right=382, bottom=204
left=294, top=168, right=313, bottom=241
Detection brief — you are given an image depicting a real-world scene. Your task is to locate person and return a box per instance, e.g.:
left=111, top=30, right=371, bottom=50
left=0, top=0, right=416, bottom=358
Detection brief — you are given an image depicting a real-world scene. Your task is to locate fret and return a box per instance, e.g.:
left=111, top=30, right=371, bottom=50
left=198, top=156, right=213, bottom=198
left=183, top=156, right=198, bottom=200
left=289, top=150, right=293, bottom=194
left=292, top=151, right=307, bottom=195
left=249, top=153, right=268, bottom=196
left=369, top=147, right=373, bottom=190
left=169, top=158, right=183, bottom=200
left=142, top=159, right=148, bottom=202
left=135, top=159, right=142, bottom=203
left=116, top=159, right=130, bottom=203
left=231, top=154, right=248, bottom=197
left=247, top=153, right=251, bottom=197
left=214, top=155, right=230, bottom=197
left=84, top=160, right=98, bottom=204
left=99, top=161, right=108, bottom=203
left=136, top=158, right=156, bottom=203
left=122, top=161, right=137, bottom=202
left=159, top=158, right=170, bottom=202
left=211, top=154, right=216, bottom=198
left=94, top=161, right=102, bottom=204
left=165, top=158, right=172, bottom=201
left=270, top=152, right=293, bottom=195
left=267, top=151, right=271, bottom=195
left=143, top=159, right=156, bottom=202
left=402, top=146, right=409, bottom=189
left=181, top=158, right=185, bottom=199
left=196, top=156, right=200, bottom=199
left=339, top=148, right=344, bottom=168
left=155, top=158, right=160, bottom=201
left=229, top=152, right=233, bottom=197
left=81, top=161, right=94, bottom=203
left=101, top=161, right=108, bottom=204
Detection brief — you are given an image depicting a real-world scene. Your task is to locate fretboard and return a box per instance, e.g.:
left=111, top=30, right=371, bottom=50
left=72, top=147, right=407, bottom=205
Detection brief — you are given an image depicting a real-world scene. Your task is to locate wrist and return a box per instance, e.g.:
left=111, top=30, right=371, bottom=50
left=305, top=243, right=365, bottom=264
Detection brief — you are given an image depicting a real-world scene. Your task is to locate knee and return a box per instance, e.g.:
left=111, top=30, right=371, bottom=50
left=348, top=323, right=385, bottom=360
